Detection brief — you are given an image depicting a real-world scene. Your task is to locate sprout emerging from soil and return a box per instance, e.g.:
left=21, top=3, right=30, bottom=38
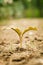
left=11, top=27, right=37, bottom=48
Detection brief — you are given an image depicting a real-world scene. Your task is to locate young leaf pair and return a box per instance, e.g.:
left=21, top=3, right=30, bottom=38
left=11, top=27, right=37, bottom=48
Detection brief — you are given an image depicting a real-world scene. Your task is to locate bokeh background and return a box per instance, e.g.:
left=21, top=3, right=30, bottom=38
left=0, top=0, right=43, bottom=20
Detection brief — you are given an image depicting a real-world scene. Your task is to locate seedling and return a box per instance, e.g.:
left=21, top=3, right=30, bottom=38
left=11, top=27, right=37, bottom=48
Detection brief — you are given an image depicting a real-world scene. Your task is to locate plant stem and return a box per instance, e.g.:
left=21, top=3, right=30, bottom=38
left=20, top=35, right=22, bottom=48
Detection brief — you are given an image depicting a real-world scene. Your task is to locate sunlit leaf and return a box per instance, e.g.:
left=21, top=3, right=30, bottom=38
left=11, top=28, right=22, bottom=48
left=11, top=28, right=21, bottom=36
left=22, top=27, right=37, bottom=36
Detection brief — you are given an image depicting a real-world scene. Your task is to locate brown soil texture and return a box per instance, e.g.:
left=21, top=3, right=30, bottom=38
left=0, top=19, right=43, bottom=65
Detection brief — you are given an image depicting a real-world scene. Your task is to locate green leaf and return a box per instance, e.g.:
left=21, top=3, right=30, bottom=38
left=11, top=28, right=22, bottom=36
left=22, top=27, right=37, bottom=36
left=11, top=28, right=22, bottom=48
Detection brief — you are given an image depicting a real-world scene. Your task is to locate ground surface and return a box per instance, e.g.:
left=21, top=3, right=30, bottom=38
left=0, top=19, right=43, bottom=65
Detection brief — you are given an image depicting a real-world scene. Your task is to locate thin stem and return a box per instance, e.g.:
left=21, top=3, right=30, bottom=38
left=20, top=35, right=22, bottom=48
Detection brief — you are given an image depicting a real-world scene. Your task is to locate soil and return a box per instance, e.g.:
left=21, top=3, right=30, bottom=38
left=0, top=19, right=43, bottom=65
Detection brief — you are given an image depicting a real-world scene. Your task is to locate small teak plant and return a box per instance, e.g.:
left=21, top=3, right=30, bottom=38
left=11, top=27, right=37, bottom=48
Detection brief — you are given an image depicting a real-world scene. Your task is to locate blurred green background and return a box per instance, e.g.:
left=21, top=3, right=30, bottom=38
left=0, top=0, right=43, bottom=19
